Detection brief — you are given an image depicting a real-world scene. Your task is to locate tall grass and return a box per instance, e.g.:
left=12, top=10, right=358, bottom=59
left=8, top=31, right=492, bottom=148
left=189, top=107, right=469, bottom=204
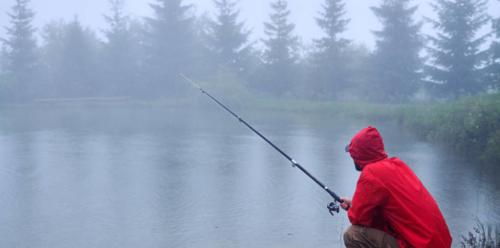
left=398, top=94, right=500, bottom=165
left=250, top=93, right=500, bottom=165
left=460, top=220, right=500, bottom=248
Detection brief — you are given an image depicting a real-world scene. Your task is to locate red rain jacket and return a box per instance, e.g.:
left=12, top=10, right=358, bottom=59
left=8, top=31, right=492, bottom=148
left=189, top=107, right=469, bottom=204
left=347, top=126, right=452, bottom=248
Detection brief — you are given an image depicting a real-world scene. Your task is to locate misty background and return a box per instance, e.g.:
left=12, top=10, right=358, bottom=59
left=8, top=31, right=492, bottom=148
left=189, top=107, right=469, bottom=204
left=0, top=0, right=498, bottom=48
left=0, top=0, right=499, bottom=101
left=1, top=0, right=500, bottom=247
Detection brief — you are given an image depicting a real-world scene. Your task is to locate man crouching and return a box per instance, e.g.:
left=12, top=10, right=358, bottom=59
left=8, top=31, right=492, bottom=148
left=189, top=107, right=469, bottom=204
left=341, top=126, right=452, bottom=248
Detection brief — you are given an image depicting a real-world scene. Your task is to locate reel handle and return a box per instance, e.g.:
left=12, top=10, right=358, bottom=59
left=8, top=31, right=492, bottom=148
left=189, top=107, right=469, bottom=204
left=327, top=202, right=340, bottom=216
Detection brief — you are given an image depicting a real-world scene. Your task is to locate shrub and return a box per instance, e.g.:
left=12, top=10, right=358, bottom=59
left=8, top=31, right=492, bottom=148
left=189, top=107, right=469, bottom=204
left=400, top=94, right=500, bottom=165
left=460, top=220, right=500, bottom=248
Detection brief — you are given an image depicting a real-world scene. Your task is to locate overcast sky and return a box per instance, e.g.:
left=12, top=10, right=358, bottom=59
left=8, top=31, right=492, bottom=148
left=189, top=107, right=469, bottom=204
left=0, top=0, right=499, bottom=49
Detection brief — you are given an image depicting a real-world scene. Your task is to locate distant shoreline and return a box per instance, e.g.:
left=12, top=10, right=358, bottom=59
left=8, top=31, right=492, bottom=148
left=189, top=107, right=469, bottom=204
left=1, top=94, right=499, bottom=165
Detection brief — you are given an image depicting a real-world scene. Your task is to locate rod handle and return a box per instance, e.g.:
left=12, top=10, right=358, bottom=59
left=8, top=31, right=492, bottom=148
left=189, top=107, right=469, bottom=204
left=326, top=188, right=343, bottom=203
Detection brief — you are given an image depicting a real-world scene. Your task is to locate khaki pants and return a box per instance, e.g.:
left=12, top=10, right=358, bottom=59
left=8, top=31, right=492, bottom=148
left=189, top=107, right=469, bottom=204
left=343, top=225, right=399, bottom=248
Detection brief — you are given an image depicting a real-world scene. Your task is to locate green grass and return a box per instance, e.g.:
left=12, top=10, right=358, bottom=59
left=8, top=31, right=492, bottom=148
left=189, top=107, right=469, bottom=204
left=396, top=94, right=500, bottom=165
left=249, top=93, right=500, bottom=165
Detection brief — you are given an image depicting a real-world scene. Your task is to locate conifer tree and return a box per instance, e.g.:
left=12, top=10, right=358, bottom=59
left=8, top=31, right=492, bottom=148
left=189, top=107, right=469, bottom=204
left=310, top=0, right=350, bottom=99
left=62, top=19, right=101, bottom=97
left=0, top=45, right=7, bottom=75
left=261, top=0, right=298, bottom=96
left=39, top=21, right=65, bottom=97
left=2, top=0, right=38, bottom=100
left=370, top=0, right=423, bottom=102
left=102, top=0, right=140, bottom=96
left=0, top=46, right=9, bottom=99
left=40, top=19, right=100, bottom=97
left=145, top=0, right=195, bottom=97
left=487, top=3, right=500, bottom=90
left=427, top=0, right=490, bottom=98
left=209, top=0, right=250, bottom=71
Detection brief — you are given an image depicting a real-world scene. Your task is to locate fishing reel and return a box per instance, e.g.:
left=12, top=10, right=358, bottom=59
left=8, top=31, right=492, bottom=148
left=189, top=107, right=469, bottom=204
left=327, top=201, right=340, bottom=216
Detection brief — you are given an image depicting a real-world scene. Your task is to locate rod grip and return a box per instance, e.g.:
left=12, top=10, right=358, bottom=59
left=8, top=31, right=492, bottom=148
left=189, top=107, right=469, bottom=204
left=326, top=188, right=343, bottom=203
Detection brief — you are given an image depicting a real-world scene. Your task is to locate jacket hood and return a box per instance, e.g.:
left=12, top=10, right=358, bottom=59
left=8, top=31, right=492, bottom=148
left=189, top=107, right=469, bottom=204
left=348, top=126, right=388, bottom=170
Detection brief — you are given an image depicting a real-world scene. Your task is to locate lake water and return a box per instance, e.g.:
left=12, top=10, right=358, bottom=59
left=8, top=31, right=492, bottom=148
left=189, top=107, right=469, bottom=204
left=0, top=105, right=498, bottom=247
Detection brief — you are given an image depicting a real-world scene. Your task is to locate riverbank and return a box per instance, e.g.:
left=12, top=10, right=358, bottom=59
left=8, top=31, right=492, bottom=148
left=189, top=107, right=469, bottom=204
left=397, top=94, right=500, bottom=165
left=251, top=94, right=500, bottom=165
left=2, top=93, right=499, bottom=164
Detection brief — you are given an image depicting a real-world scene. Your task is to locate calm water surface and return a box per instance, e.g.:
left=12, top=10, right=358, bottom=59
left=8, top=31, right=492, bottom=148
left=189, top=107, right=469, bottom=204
left=0, top=106, right=498, bottom=247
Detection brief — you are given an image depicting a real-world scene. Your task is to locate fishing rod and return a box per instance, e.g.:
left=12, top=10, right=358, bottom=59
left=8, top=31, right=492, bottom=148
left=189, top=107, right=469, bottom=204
left=180, top=74, right=343, bottom=216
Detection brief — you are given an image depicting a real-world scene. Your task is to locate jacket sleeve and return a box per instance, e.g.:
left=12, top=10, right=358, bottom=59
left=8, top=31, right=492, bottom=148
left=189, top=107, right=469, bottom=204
left=348, top=169, right=389, bottom=228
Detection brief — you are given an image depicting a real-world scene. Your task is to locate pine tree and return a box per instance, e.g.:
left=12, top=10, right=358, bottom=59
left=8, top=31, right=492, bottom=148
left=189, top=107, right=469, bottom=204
left=102, top=0, right=140, bottom=96
left=145, top=0, right=195, bottom=97
left=0, top=45, right=9, bottom=98
left=370, top=0, right=423, bottom=102
left=427, top=0, right=490, bottom=98
left=487, top=3, right=500, bottom=90
left=310, top=0, right=350, bottom=99
left=209, top=0, right=250, bottom=72
left=64, top=19, right=100, bottom=97
left=41, top=18, right=100, bottom=97
left=39, top=21, right=65, bottom=97
left=0, top=45, right=7, bottom=75
left=1, top=0, right=38, bottom=100
left=261, top=0, right=298, bottom=96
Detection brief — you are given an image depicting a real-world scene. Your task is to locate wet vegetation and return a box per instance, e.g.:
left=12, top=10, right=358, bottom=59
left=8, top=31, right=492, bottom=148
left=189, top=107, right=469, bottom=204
left=398, top=94, right=500, bottom=166
left=460, top=220, right=500, bottom=248
left=247, top=93, right=500, bottom=166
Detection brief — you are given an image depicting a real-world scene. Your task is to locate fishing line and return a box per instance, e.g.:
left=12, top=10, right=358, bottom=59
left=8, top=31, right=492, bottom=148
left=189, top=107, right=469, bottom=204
left=180, top=74, right=343, bottom=216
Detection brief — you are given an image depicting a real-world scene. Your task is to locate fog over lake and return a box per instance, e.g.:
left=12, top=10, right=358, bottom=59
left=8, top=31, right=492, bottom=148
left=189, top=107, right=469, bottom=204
left=0, top=106, right=498, bottom=247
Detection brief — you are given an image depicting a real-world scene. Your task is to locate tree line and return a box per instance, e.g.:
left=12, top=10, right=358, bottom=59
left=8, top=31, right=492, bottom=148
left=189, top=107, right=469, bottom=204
left=1, top=0, right=499, bottom=103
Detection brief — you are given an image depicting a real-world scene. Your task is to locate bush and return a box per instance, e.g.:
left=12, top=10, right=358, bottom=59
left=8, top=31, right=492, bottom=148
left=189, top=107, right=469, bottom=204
left=400, top=94, right=500, bottom=165
left=460, top=220, right=500, bottom=248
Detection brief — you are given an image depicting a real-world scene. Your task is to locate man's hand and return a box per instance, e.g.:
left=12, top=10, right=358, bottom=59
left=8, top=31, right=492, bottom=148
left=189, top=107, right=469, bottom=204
left=341, top=198, right=352, bottom=211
